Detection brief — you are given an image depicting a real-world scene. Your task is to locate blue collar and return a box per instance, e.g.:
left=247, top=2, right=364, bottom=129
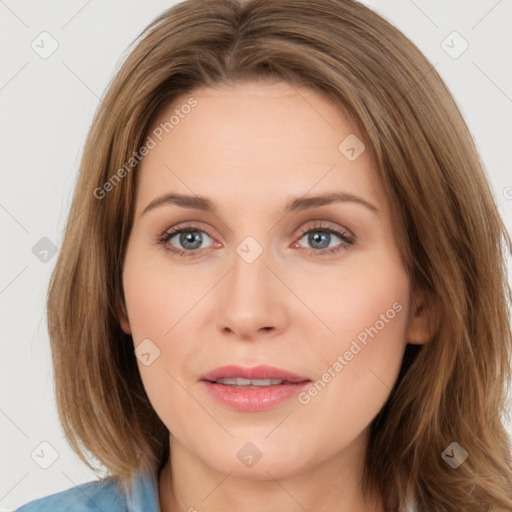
left=124, top=470, right=161, bottom=512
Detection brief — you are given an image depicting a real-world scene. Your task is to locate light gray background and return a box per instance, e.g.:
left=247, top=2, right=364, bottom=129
left=1, top=1, right=511, bottom=510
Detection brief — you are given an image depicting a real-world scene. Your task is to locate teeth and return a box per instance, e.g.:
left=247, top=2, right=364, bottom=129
left=215, top=377, right=284, bottom=386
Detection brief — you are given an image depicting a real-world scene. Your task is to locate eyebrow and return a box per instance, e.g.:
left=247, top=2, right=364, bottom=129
left=141, top=191, right=379, bottom=216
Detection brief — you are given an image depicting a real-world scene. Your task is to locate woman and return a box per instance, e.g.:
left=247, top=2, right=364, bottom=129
left=16, top=0, right=512, bottom=510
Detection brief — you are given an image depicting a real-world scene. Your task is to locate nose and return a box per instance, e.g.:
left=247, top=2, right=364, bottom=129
left=215, top=245, right=289, bottom=341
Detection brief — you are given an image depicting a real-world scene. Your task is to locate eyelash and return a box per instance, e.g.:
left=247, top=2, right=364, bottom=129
left=156, top=221, right=355, bottom=258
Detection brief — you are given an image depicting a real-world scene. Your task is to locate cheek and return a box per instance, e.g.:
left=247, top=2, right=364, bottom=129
left=297, top=258, right=410, bottom=431
left=337, top=262, right=409, bottom=372
left=122, top=249, right=189, bottom=341
left=298, top=251, right=410, bottom=356
left=336, top=270, right=409, bottom=347
left=121, top=248, right=202, bottom=403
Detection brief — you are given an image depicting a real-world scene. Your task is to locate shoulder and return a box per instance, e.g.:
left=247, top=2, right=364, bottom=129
left=14, top=477, right=127, bottom=512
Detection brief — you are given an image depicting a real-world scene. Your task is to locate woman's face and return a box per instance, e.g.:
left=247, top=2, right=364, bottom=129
left=119, top=80, right=427, bottom=479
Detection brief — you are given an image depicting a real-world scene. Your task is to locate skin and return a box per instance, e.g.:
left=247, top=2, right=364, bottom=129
left=118, top=80, right=430, bottom=512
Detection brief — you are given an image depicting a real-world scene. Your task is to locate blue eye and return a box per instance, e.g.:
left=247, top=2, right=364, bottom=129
left=295, top=223, right=355, bottom=255
left=157, top=222, right=355, bottom=258
left=158, top=224, right=214, bottom=257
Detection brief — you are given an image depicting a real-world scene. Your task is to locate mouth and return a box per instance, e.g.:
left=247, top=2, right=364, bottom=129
left=199, top=365, right=312, bottom=411
left=206, top=377, right=305, bottom=388
left=200, top=364, right=311, bottom=383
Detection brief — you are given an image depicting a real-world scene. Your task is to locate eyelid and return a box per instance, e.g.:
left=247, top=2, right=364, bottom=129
left=158, top=221, right=215, bottom=241
left=157, top=221, right=216, bottom=246
left=296, top=220, right=354, bottom=240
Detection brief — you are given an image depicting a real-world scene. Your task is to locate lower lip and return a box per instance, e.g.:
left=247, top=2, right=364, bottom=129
left=201, top=381, right=310, bottom=411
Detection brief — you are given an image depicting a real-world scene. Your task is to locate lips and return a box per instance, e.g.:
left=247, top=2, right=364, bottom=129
left=200, top=364, right=311, bottom=384
left=199, top=365, right=312, bottom=411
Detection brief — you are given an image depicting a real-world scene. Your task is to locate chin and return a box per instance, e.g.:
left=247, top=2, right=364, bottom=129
left=205, top=438, right=310, bottom=480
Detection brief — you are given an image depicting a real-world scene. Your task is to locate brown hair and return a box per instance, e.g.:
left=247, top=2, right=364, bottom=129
left=47, top=0, right=512, bottom=510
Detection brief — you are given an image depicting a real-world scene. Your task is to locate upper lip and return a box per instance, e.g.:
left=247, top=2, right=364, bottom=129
left=200, top=365, right=311, bottom=384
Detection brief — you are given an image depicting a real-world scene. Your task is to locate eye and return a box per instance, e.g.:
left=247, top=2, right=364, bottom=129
left=157, top=221, right=355, bottom=258
left=293, top=222, right=355, bottom=256
left=157, top=223, right=218, bottom=258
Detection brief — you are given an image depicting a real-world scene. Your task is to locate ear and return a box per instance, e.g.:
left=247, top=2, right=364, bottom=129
left=406, top=288, right=438, bottom=345
left=116, top=296, right=132, bottom=335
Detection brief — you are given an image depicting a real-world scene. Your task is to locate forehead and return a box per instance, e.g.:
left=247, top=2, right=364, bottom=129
left=135, top=81, right=384, bottom=216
